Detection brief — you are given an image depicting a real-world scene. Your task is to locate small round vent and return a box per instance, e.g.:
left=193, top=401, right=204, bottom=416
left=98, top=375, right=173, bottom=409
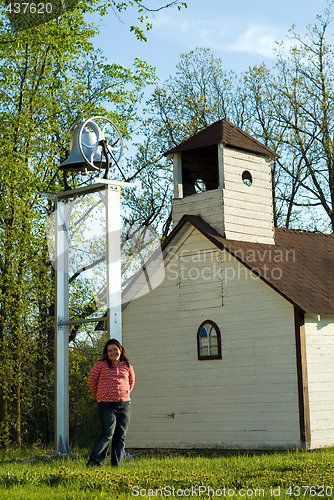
left=242, top=170, right=253, bottom=186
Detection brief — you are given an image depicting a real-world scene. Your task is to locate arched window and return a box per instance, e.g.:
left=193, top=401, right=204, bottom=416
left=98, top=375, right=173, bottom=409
left=197, top=320, right=222, bottom=360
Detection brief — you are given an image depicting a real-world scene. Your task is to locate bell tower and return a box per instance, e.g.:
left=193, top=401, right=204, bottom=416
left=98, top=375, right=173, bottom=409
left=165, top=120, right=278, bottom=245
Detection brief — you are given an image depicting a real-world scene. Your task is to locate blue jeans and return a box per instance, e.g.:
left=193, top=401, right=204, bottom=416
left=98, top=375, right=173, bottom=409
left=87, top=401, right=131, bottom=467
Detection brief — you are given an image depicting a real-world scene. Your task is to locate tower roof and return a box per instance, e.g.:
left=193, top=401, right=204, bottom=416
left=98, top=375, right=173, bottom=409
left=165, top=119, right=279, bottom=158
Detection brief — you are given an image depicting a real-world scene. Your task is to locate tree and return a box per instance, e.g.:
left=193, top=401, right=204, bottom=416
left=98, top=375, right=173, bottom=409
left=259, top=5, right=334, bottom=232
left=129, top=3, right=334, bottom=235
left=1, top=0, right=187, bottom=40
left=0, top=0, right=188, bottom=446
left=132, top=47, right=306, bottom=233
left=101, top=1, right=188, bottom=41
left=123, top=48, right=249, bottom=237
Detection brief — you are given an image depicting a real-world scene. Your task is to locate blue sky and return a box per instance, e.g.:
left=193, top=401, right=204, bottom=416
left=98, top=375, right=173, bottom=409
left=92, top=0, right=334, bottom=81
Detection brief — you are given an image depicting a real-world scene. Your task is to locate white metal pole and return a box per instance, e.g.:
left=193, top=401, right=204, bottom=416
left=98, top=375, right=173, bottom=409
left=55, top=199, right=70, bottom=454
left=105, top=185, right=122, bottom=342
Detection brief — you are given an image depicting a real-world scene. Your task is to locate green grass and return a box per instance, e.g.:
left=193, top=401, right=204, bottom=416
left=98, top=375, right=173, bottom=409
left=0, top=447, right=333, bottom=499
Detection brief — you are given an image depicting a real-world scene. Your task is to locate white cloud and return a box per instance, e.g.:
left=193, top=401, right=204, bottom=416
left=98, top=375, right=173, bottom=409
left=227, top=24, right=282, bottom=58
left=151, top=14, right=285, bottom=60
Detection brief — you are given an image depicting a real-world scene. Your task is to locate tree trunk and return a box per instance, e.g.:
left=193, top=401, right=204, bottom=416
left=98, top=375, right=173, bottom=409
left=0, top=385, right=9, bottom=447
left=10, top=378, right=21, bottom=447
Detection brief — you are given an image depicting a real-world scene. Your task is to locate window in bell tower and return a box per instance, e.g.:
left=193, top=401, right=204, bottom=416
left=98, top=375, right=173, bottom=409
left=181, top=145, right=219, bottom=197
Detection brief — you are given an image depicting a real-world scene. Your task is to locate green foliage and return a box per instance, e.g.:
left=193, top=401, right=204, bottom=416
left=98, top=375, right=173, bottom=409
left=0, top=448, right=333, bottom=499
left=0, top=0, right=183, bottom=448
left=101, top=0, right=187, bottom=41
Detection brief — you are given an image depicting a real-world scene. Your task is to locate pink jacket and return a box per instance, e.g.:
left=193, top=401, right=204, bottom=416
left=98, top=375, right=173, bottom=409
left=88, top=360, right=135, bottom=402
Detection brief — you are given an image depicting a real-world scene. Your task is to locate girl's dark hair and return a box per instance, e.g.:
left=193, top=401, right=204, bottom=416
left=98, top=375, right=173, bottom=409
left=101, top=339, right=130, bottom=368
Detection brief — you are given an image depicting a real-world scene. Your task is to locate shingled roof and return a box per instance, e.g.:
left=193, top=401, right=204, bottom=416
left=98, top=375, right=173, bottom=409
left=165, top=119, right=279, bottom=158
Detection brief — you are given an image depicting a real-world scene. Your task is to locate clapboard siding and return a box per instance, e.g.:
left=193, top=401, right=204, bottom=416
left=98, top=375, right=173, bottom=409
left=222, top=147, right=274, bottom=244
left=304, top=313, right=334, bottom=448
left=226, top=167, right=271, bottom=182
left=224, top=208, right=274, bottom=223
left=221, top=225, right=274, bottom=240
left=224, top=182, right=273, bottom=198
left=224, top=194, right=273, bottom=211
left=123, top=302, right=296, bottom=330
left=223, top=147, right=272, bottom=167
left=223, top=214, right=274, bottom=229
left=172, top=189, right=224, bottom=233
left=123, top=229, right=301, bottom=449
left=223, top=188, right=272, bottom=204
left=123, top=312, right=293, bottom=330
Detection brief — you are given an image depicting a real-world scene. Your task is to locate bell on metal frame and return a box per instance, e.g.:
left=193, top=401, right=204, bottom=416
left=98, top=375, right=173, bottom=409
left=59, top=122, right=107, bottom=174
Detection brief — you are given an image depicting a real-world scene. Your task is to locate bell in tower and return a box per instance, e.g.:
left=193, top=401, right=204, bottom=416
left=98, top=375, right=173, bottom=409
left=165, top=119, right=278, bottom=245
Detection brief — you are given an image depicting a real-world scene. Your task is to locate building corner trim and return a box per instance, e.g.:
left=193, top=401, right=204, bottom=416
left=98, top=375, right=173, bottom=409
left=294, top=307, right=311, bottom=450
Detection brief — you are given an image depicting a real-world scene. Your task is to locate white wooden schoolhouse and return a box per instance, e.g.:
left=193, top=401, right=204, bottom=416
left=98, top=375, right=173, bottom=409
left=122, top=120, right=334, bottom=450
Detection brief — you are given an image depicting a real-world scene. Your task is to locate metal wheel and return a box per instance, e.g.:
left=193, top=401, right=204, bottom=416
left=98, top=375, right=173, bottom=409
left=78, top=116, right=124, bottom=173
